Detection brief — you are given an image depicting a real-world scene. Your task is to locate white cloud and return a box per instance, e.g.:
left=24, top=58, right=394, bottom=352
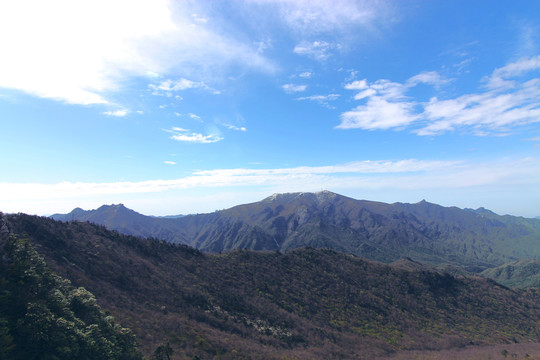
left=421, top=80, right=540, bottom=135
left=344, top=79, right=368, bottom=90
left=293, top=41, right=335, bottom=60
left=188, top=113, right=202, bottom=120
left=490, top=55, right=540, bottom=82
left=171, top=133, right=223, bottom=143
left=353, top=88, right=377, bottom=100
left=171, top=126, right=189, bottom=132
left=338, top=97, right=418, bottom=130
left=149, top=78, right=220, bottom=95
left=282, top=83, right=307, bottom=94
left=258, top=0, right=382, bottom=34
left=484, top=55, right=540, bottom=90
left=419, top=59, right=540, bottom=135
left=339, top=57, right=540, bottom=135
left=407, top=71, right=451, bottom=87
left=369, top=80, right=408, bottom=100
left=340, top=77, right=418, bottom=130
left=166, top=127, right=222, bottom=143
left=297, top=94, right=339, bottom=101
left=223, top=124, right=247, bottom=132
left=297, top=94, right=340, bottom=107
left=193, top=159, right=457, bottom=177
left=2, top=158, right=539, bottom=209
left=299, top=71, right=313, bottom=78
left=0, top=0, right=275, bottom=105
left=103, top=109, right=128, bottom=117
left=0, top=160, right=458, bottom=202
left=163, top=161, right=176, bottom=165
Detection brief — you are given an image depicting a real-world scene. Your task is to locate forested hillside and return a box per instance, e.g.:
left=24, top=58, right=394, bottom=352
left=5, top=212, right=540, bottom=359
left=0, top=216, right=142, bottom=360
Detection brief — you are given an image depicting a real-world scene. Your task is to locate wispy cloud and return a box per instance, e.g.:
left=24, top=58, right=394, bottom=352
left=526, top=135, right=540, bottom=142
left=193, top=159, right=458, bottom=177
left=406, top=71, right=451, bottom=87
left=2, top=158, right=538, bottom=204
left=190, top=13, right=208, bottom=24
left=297, top=94, right=340, bottom=101
left=293, top=40, right=336, bottom=60
left=166, top=127, right=223, bottom=144
left=163, top=161, right=176, bottom=165
left=149, top=78, right=220, bottom=96
left=282, top=83, right=307, bottom=94
left=299, top=71, right=313, bottom=78
left=258, top=0, right=383, bottom=34
left=338, top=56, right=540, bottom=135
left=223, top=124, right=247, bottom=132
left=102, top=109, right=128, bottom=117
left=172, top=133, right=223, bottom=144
left=297, top=94, right=340, bottom=107
left=486, top=54, right=540, bottom=89
left=421, top=56, right=540, bottom=135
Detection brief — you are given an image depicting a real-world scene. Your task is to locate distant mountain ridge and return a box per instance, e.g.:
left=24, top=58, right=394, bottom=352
left=52, top=191, right=540, bottom=272
left=52, top=203, right=188, bottom=242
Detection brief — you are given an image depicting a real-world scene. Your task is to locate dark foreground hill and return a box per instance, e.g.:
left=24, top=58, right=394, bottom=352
left=0, top=216, right=142, bottom=359
left=4, top=212, right=540, bottom=359
left=53, top=191, right=540, bottom=272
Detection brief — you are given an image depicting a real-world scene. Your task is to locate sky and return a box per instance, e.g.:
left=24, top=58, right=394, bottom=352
left=1, top=0, right=540, bottom=218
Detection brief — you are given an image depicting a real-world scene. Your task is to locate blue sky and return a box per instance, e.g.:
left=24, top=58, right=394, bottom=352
left=1, top=0, right=540, bottom=217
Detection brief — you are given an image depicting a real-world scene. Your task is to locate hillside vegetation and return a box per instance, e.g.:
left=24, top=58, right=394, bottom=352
left=0, top=217, right=142, bottom=360
left=5, top=212, right=540, bottom=359
left=481, top=259, right=540, bottom=288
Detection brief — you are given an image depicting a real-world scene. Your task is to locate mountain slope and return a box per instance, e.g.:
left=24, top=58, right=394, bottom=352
left=4, top=212, right=540, bottom=359
left=52, top=192, right=540, bottom=272
left=52, top=204, right=188, bottom=243
left=0, top=217, right=142, bottom=360
left=482, top=259, right=540, bottom=288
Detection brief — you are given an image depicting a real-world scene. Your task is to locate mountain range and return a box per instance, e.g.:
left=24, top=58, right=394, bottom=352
left=52, top=191, right=540, bottom=273
left=4, top=212, right=540, bottom=359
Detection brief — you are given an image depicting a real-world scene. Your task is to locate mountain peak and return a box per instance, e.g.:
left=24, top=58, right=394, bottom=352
left=464, top=207, right=499, bottom=217
left=95, top=203, right=138, bottom=214
left=99, top=203, right=127, bottom=210
left=263, top=190, right=340, bottom=204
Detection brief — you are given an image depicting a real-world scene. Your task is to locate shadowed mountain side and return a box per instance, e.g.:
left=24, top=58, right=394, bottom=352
left=4, top=212, right=540, bottom=359
left=52, top=191, right=540, bottom=272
